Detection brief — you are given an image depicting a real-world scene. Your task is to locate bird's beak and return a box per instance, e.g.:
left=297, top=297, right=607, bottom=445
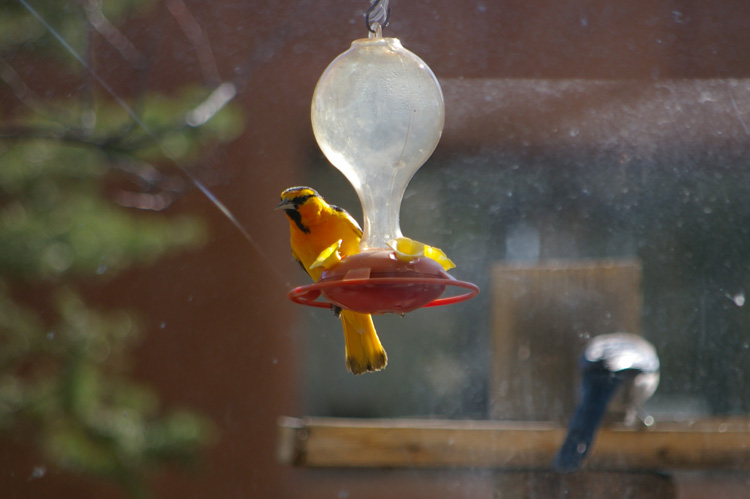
left=275, top=198, right=294, bottom=211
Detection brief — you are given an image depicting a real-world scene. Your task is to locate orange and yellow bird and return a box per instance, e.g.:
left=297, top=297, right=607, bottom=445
left=277, top=186, right=387, bottom=374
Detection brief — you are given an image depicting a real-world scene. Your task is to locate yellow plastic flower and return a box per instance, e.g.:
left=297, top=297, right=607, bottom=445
left=387, top=236, right=456, bottom=271
left=309, top=239, right=343, bottom=270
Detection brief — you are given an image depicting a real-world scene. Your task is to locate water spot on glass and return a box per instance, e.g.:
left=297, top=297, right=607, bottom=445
left=28, top=466, right=46, bottom=481
left=81, top=109, right=96, bottom=129
left=729, top=291, right=745, bottom=307
left=42, top=242, right=73, bottom=273
left=505, top=223, right=540, bottom=262
left=698, top=91, right=716, bottom=104
left=517, top=345, right=531, bottom=361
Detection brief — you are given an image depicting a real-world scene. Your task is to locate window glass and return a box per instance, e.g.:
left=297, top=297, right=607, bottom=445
left=2, top=1, right=750, bottom=498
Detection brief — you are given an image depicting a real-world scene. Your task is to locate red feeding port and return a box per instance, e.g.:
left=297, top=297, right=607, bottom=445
left=287, top=249, right=479, bottom=314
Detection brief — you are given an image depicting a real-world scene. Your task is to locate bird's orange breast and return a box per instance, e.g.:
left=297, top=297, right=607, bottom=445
left=289, top=206, right=361, bottom=282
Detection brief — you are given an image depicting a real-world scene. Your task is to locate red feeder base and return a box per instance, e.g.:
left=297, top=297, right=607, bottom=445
left=287, top=249, right=479, bottom=315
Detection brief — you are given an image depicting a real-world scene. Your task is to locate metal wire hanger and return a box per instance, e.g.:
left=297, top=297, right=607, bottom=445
left=365, top=0, right=391, bottom=33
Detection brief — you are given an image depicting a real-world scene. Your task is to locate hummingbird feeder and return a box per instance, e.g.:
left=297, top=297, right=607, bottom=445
left=288, top=4, right=478, bottom=314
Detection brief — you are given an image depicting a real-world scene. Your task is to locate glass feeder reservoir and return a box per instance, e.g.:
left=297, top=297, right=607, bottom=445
left=311, top=30, right=445, bottom=250
left=289, top=28, right=478, bottom=314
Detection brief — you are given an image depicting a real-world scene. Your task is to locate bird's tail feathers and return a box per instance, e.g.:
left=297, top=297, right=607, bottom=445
left=554, top=371, right=623, bottom=472
left=340, top=310, right=387, bottom=375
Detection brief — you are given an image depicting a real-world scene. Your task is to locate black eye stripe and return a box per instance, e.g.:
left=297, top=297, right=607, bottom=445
left=292, top=194, right=314, bottom=207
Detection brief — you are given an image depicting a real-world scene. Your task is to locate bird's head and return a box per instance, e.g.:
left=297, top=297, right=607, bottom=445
left=277, top=186, right=327, bottom=233
left=276, top=186, right=320, bottom=211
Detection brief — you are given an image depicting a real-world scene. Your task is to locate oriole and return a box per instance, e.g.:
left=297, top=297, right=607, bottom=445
left=277, top=186, right=387, bottom=374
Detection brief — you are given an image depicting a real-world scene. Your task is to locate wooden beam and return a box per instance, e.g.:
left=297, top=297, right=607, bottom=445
left=277, top=417, right=750, bottom=470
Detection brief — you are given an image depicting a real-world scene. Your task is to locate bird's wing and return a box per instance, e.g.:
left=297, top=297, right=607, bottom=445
left=291, top=248, right=314, bottom=281
left=331, top=204, right=363, bottom=237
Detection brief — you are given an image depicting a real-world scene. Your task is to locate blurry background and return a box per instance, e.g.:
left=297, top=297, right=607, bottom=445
left=2, top=0, right=750, bottom=497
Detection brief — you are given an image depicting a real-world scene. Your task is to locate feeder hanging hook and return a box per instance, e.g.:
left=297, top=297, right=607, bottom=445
left=365, top=0, right=391, bottom=33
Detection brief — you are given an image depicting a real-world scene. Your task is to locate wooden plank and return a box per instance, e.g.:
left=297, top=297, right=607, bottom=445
left=277, top=417, right=750, bottom=470
left=490, top=259, right=643, bottom=422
